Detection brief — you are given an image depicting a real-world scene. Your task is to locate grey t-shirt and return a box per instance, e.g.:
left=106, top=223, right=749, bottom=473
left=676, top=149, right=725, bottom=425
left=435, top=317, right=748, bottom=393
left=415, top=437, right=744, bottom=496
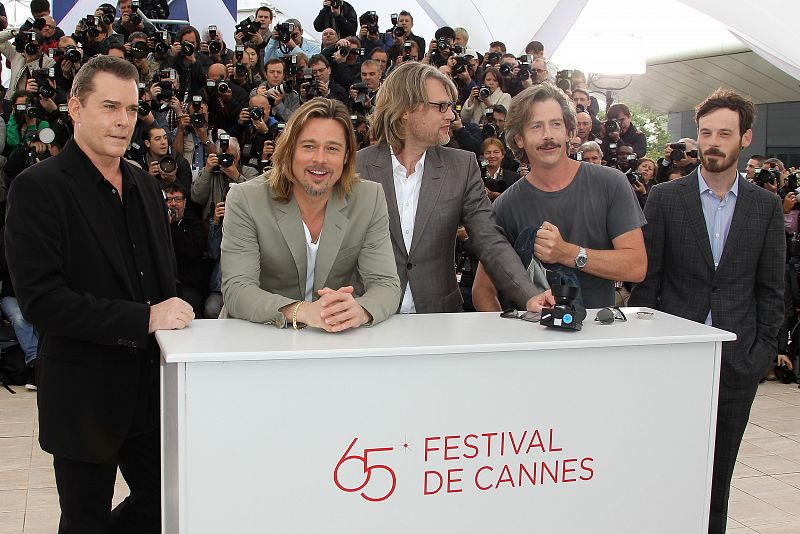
left=494, top=162, right=646, bottom=308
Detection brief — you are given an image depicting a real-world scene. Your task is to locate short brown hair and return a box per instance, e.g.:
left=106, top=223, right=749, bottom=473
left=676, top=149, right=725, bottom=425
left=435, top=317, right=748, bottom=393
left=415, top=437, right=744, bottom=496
left=480, top=137, right=504, bottom=154
left=267, top=98, right=359, bottom=203
left=70, top=55, right=138, bottom=105
left=606, top=102, right=631, bottom=119
left=695, top=88, right=756, bottom=136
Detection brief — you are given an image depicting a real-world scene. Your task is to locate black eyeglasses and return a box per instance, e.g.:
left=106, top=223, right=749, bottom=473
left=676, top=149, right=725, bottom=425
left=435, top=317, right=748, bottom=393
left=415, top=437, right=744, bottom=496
left=594, top=307, right=627, bottom=325
left=500, top=309, right=541, bottom=323
left=427, top=101, right=456, bottom=113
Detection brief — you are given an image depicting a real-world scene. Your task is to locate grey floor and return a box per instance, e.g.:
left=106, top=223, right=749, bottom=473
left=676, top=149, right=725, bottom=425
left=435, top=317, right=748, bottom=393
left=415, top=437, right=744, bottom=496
left=2, top=380, right=800, bottom=533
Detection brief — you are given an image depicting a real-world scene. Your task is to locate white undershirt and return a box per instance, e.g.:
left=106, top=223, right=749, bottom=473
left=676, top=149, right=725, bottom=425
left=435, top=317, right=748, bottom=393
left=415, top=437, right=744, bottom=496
left=302, top=222, right=320, bottom=302
left=390, top=150, right=426, bottom=314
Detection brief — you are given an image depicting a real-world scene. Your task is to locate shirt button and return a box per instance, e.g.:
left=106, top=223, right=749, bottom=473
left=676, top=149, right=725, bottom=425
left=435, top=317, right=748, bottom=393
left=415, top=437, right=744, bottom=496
left=111, top=189, right=117, bottom=194
left=139, top=271, right=144, bottom=277
left=404, top=230, right=410, bottom=235
left=146, top=300, right=151, bottom=305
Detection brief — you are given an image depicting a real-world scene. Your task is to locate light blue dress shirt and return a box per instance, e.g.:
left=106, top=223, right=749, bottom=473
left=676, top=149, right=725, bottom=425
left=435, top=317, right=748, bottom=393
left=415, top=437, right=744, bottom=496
left=698, top=167, right=739, bottom=325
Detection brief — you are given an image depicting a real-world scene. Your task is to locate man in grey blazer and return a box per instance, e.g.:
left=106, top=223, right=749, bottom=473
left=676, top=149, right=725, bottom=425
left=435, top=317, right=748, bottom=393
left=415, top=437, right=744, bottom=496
left=356, top=62, right=549, bottom=314
left=630, top=89, right=785, bottom=534
left=222, top=98, right=400, bottom=330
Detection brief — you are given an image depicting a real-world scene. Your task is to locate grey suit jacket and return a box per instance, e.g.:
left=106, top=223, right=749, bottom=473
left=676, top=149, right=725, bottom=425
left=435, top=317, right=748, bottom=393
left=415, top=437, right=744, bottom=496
left=356, top=143, right=537, bottom=313
left=221, top=176, right=401, bottom=327
left=630, top=170, right=785, bottom=387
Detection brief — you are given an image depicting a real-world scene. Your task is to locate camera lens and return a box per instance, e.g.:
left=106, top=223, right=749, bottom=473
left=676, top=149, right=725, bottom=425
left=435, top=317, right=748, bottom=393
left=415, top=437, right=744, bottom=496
left=130, top=41, right=148, bottom=59
left=102, top=13, right=115, bottom=25
left=38, top=83, right=55, bottom=99
left=499, top=64, right=512, bottom=77
left=338, top=45, right=349, bottom=57
left=209, top=41, right=222, bottom=54
left=155, top=42, right=169, bottom=55
left=181, top=41, right=195, bottom=56
left=138, top=100, right=151, bottom=115
left=249, top=107, right=264, bottom=121
left=217, top=81, right=230, bottom=94
left=392, top=26, right=404, bottom=37
left=478, top=86, right=491, bottom=100
left=219, top=153, right=235, bottom=168
left=190, top=113, right=206, bottom=128
left=235, top=64, right=248, bottom=77
left=24, top=42, right=38, bottom=55
left=159, top=156, right=177, bottom=174
left=130, top=13, right=142, bottom=25
left=65, top=48, right=82, bottom=63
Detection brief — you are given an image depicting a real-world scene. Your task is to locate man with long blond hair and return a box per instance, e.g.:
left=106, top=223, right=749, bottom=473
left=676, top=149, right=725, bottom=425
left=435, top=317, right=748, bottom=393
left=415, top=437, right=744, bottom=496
left=357, top=61, right=550, bottom=314
left=221, top=97, right=400, bottom=331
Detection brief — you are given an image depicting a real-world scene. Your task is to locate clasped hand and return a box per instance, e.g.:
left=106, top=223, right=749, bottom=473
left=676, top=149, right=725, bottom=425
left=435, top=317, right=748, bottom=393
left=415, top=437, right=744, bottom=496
left=296, top=286, right=370, bottom=332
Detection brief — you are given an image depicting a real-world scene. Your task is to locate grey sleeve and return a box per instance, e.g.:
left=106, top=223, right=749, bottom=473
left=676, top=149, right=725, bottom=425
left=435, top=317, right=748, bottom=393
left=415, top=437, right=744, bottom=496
left=604, top=170, right=647, bottom=240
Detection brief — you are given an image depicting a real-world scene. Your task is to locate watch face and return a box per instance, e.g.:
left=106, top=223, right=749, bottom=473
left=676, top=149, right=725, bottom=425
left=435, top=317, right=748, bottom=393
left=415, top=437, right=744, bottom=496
left=576, top=251, right=587, bottom=268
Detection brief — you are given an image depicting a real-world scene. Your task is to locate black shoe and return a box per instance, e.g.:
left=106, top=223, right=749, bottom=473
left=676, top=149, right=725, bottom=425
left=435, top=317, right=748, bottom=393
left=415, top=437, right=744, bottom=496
left=25, top=362, right=36, bottom=391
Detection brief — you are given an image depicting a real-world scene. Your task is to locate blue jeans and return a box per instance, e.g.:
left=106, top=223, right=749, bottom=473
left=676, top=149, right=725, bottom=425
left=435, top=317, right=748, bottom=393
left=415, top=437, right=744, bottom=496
left=1, top=296, right=38, bottom=365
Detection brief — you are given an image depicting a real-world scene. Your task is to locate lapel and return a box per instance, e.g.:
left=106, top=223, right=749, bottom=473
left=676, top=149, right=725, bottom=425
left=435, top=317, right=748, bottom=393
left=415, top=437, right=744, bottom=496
left=314, top=192, right=349, bottom=293
left=367, top=145, right=405, bottom=256
left=678, top=170, right=715, bottom=270
left=409, top=146, right=444, bottom=257
left=59, top=141, right=137, bottom=300
left=717, top=176, right=755, bottom=270
left=274, top=196, right=307, bottom=297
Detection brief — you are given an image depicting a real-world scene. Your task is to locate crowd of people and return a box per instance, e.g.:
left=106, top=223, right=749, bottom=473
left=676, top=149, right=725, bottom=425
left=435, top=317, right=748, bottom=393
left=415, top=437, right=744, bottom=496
left=0, top=1, right=795, bottom=533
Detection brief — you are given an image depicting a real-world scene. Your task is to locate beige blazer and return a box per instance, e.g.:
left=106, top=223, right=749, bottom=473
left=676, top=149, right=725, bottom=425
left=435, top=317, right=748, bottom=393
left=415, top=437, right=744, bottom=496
left=221, top=175, right=401, bottom=327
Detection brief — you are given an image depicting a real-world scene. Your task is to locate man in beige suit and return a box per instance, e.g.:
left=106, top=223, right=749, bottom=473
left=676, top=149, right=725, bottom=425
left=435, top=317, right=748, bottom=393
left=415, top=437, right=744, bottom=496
left=221, top=98, right=400, bottom=331
left=357, top=62, right=551, bottom=314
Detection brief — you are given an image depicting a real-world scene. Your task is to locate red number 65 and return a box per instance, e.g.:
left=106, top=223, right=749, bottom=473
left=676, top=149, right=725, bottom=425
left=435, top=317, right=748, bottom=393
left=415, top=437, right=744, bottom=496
left=333, top=437, right=397, bottom=502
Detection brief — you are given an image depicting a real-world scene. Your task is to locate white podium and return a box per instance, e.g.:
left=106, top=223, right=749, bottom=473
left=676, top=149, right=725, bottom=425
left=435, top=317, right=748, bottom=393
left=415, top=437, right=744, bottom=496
left=157, top=308, right=734, bottom=533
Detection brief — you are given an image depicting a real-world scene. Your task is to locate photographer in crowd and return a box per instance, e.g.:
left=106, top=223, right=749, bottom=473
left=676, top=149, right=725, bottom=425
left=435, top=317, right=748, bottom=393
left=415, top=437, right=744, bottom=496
left=461, top=67, right=511, bottom=125
left=601, top=102, right=647, bottom=159
left=656, top=138, right=699, bottom=183
left=313, top=0, right=357, bottom=41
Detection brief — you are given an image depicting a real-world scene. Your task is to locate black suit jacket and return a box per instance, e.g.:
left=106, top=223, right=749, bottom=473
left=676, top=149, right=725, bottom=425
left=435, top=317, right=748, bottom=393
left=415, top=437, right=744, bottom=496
left=630, top=170, right=784, bottom=387
left=5, top=140, right=177, bottom=462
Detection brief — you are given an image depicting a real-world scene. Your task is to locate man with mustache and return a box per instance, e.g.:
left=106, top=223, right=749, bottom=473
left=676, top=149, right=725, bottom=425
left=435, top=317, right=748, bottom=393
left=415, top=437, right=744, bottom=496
left=630, top=89, right=784, bottom=534
left=471, top=82, right=647, bottom=310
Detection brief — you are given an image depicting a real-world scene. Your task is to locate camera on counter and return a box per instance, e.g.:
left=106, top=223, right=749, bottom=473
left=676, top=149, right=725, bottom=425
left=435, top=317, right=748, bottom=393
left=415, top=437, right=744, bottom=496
left=540, top=284, right=586, bottom=331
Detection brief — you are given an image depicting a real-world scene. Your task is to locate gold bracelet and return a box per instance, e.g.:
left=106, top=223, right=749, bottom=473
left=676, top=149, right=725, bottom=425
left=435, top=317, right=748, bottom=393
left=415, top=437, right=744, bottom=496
left=292, top=301, right=306, bottom=330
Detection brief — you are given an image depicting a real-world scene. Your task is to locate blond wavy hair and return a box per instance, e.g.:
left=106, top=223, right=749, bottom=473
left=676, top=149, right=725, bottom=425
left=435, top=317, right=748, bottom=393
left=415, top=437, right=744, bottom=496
left=267, top=98, right=359, bottom=202
left=370, top=62, right=457, bottom=152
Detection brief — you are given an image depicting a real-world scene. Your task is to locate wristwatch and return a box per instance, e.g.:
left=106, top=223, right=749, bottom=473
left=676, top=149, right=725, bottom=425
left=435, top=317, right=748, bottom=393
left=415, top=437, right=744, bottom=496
left=575, top=247, right=588, bottom=269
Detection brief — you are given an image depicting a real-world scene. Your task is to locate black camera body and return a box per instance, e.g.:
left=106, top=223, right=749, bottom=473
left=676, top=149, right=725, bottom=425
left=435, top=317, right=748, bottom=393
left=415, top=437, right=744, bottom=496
left=276, top=22, right=295, bottom=43
left=478, top=85, right=491, bottom=100
left=249, top=106, right=264, bottom=122
left=30, top=67, right=55, bottom=99
left=452, top=57, right=468, bottom=75
left=15, top=31, right=39, bottom=55
left=159, top=155, right=177, bottom=174
left=156, top=77, right=174, bottom=101
left=604, top=118, right=620, bottom=136
left=236, top=16, right=260, bottom=36
left=206, top=79, right=231, bottom=95
left=668, top=142, right=698, bottom=162
left=305, top=78, right=321, bottom=98
left=189, top=96, right=205, bottom=128
left=754, top=167, right=781, bottom=186
left=180, top=41, right=195, bottom=57
left=499, top=63, right=512, bottom=78
left=540, top=285, right=586, bottom=331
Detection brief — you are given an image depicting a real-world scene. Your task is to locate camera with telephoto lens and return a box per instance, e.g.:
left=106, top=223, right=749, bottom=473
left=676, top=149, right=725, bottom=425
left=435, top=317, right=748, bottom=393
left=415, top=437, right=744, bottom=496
left=276, top=22, right=295, bottom=43
left=190, top=96, right=206, bottom=128
left=159, top=153, right=177, bottom=174
left=81, top=15, right=100, bottom=39
left=130, top=1, right=142, bottom=25
left=206, top=78, right=230, bottom=95
left=213, top=133, right=234, bottom=170
left=180, top=40, right=195, bottom=57
left=207, top=26, right=223, bottom=54
left=436, top=38, right=450, bottom=53
left=15, top=31, right=39, bottom=55
left=754, top=166, right=781, bottom=186
left=31, top=67, right=55, bottom=99
left=402, top=41, right=413, bottom=62
left=540, top=284, right=586, bottom=331
left=482, top=108, right=497, bottom=139
left=517, top=61, right=531, bottom=81
left=555, top=70, right=573, bottom=92
left=157, top=70, right=175, bottom=101
left=364, top=11, right=379, bottom=35
left=153, top=30, right=170, bottom=55
left=351, top=81, right=369, bottom=103
left=130, top=40, right=149, bottom=59
left=668, top=142, right=698, bottom=162
left=249, top=106, right=264, bottom=122
left=486, top=52, right=501, bottom=65
left=604, top=118, right=620, bottom=136
left=478, top=85, right=491, bottom=100
left=63, top=44, right=82, bottom=63
left=99, top=5, right=115, bottom=25
left=234, top=45, right=247, bottom=77
left=392, top=25, right=405, bottom=38
left=499, top=63, right=512, bottom=77
left=236, top=16, right=260, bottom=37
left=337, top=44, right=349, bottom=58
left=452, top=56, right=468, bottom=75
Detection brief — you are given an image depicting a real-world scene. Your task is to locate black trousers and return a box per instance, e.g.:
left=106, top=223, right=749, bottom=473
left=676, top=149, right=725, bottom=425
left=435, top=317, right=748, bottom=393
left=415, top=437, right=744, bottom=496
left=708, top=380, right=759, bottom=534
left=54, top=428, right=161, bottom=534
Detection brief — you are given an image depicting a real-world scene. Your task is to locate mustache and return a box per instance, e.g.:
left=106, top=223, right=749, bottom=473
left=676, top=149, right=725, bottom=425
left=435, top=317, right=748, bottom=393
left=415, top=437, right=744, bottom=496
left=538, top=142, right=561, bottom=150
left=703, top=148, right=726, bottom=157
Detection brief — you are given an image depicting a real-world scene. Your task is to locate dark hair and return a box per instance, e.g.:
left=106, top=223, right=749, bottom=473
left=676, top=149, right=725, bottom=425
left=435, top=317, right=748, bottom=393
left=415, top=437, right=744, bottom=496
left=525, top=41, right=544, bottom=54
left=255, top=6, right=273, bottom=18
left=176, top=25, right=201, bottom=46
left=106, top=42, right=127, bottom=56
left=30, top=0, right=49, bottom=15
left=142, top=123, right=166, bottom=141
left=163, top=183, right=187, bottom=197
left=572, top=88, right=590, bottom=101
left=359, top=11, right=378, bottom=25
left=492, top=104, right=508, bottom=115
left=128, top=31, right=148, bottom=43
left=310, top=54, right=329, bottom=68
left=70, top=55, right=138, bottom=105
left=607, top=103, right=631, bottom=119
left=266, top=58, right=284, bottom=70
left=481, top=67, right=505, bottom=93
left=695, top=88, right=756, bottom=136
left=749, top=154, right=765, bottom=163
left=11, top=90, right=36, bottom=103
left=399, top=10, right=413, bottom=22
left=489, top=41, right=507, bottom=53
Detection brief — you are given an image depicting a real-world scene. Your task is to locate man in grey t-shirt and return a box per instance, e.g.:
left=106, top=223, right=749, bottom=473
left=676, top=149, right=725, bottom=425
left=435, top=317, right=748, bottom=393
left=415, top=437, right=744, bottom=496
left=472, top=83, right=647, bottom=310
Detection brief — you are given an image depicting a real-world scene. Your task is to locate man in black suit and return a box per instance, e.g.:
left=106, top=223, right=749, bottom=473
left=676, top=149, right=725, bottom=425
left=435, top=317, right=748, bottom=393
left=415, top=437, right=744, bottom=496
left=5, top=55, right=194, bottom=534
left=630, top=89, right=784, bottom=534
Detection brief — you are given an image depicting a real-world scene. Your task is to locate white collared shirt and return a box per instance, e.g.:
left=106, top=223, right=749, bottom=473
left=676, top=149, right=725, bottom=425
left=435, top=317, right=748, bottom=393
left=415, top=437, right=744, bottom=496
left=390, top=150, right=426, bottom=314
left=302, top=222, right=320, bottom=302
